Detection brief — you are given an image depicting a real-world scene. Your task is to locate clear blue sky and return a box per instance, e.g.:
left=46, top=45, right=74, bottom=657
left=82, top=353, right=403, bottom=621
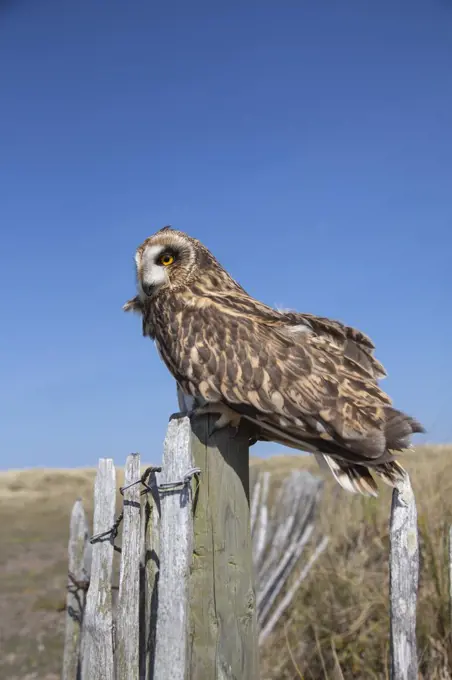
left=1, top=0, right=451, bottom=470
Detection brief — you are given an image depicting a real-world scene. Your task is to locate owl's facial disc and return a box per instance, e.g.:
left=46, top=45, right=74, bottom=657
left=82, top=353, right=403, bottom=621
left=137, top=244, right=178, bottom=298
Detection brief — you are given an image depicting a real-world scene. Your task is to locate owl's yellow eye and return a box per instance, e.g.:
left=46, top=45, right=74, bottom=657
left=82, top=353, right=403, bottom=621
left=159, top=253, right=174, bottom=266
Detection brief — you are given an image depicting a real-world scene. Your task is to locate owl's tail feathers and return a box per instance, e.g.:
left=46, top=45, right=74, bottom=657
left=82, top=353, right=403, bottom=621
left=315, top=453, right=408, bottom=497
left=315, top=454, right=378, bottom=496
left=315, top=405, right=425, bottom=496
left=384, top=407, right=425, bottom=451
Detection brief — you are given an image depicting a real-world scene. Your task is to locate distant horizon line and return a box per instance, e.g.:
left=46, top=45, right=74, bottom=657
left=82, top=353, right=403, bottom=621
left=1, top=441, right=450, bottom=474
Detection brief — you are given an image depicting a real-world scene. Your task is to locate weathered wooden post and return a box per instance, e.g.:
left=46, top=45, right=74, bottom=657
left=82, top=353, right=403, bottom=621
left=153, top=414, right=259, bottom=680
left=116, top=453, right=142, bottom=680
left=62, top=498, right=90, bottom=680
left=81, top=459, right=116, bottom=680
left=389, top=476, right=419, bottom=680
left=152, top=416, right=194, bottom=680
left=189, top=415, right=259, bottom=679
left=141, top=467, right=160, bottom=679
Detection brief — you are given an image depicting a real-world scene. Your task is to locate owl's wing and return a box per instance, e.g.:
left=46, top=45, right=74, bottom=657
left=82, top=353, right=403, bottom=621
left=192, top=291, right=387, bottom=381
left=180, top=292, right=422, bottom=465
left=284, top=311, right=388, bottom=381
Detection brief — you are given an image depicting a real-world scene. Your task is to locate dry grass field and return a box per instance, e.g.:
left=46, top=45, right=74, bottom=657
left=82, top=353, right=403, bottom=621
left=1, top=444, right=451, bottom=679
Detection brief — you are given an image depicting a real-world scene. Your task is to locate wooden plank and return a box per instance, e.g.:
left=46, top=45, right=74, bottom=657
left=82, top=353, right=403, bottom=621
left=153, top=416, right=194, bottom=680
left=257, top=471, right=324, bottom=629
left=81, top=459, right=116, bottom=680
left=252, top=471, right=270, bottom=568
left=62, top=498, right=90, bottom=680
left=258, top=535, right=329, bottom=645
left=116, top=454, right=141, bottom=680
left=141, top=469, right=160, bottom=680
left=188, top=415, right=259, bottom=680
left=389, top=476, right=419, bottom=680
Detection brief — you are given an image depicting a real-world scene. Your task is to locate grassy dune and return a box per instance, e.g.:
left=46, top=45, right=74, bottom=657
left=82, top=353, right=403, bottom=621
left=0, top=445, right=451, bottom=679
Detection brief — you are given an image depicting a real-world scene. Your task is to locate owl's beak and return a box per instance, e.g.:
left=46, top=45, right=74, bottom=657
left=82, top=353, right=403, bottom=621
left=141, top=281, right=154, bottom=297
left=141, top=281, right=155, bottom=297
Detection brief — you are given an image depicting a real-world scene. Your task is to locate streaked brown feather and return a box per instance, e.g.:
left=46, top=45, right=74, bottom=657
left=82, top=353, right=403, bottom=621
left=124, top=226, right=425, bottom=496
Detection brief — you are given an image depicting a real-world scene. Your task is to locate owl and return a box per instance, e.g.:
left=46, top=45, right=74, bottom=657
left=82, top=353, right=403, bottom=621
left=124, top=226, right=424, bottom=496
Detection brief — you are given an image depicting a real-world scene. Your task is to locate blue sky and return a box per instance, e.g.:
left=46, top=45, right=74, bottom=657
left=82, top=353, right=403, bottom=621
left=1, top=0, right=451, bottom=470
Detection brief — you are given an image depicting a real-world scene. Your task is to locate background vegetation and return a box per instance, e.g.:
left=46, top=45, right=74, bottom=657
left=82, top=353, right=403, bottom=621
left=1, top=444, right=451, bottom=679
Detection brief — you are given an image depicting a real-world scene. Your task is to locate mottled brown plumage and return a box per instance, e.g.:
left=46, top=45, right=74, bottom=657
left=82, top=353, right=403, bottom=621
left=124, top=226, right=425, bottom=496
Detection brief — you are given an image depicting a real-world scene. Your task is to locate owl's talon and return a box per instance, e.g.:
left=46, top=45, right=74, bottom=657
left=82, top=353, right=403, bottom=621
left=208, top=422, right=240, bottom=438
left=188, top=405, right=212, bottom=420
left=189, top=403, right=241, bottom=436
left=208, top=412, right=240, bottom=437
left=212, top=412, right=234, bottom=431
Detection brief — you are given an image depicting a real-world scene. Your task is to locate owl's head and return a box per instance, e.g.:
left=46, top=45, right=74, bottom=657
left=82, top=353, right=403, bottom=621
left=123, top=226, right=218, bottom=313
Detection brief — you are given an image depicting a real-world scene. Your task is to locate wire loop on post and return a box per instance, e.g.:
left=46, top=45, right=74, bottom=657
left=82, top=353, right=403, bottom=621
left=89, top=463, right=202, bottom=546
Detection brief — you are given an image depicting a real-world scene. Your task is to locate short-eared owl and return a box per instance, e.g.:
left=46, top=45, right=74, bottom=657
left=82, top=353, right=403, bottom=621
left=124, top=226, right=424, bottom=496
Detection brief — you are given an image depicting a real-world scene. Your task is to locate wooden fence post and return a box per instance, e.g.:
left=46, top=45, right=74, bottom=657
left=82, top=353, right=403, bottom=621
left=62, top=498, right=90, bottom=680
left=153, top=416, right=195, bottom=680
left=116, top=453, right=142, bottom=680
left=153, top=414, right=259, bottom=680
left=81, top=458, right=116, bottom=680
left=141, top=468, right=160, bottom=680
left=189, top=415, right=259, bottom=680
left=389, top=476, right=419, bottom=680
